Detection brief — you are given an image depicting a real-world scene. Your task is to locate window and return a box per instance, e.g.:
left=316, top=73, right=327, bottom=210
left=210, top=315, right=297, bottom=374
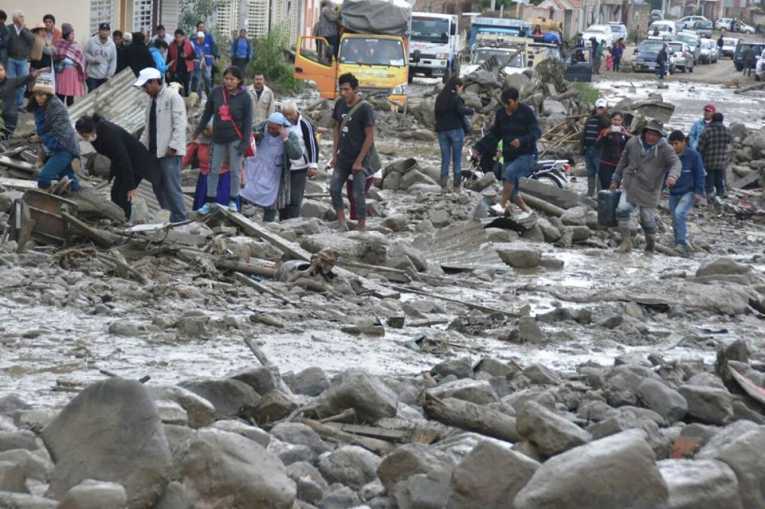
left=90, top=0, right=117, bottom=35
left=411, top=18, right=450, bottom=44
left=133, top=0, right=154, bottom=34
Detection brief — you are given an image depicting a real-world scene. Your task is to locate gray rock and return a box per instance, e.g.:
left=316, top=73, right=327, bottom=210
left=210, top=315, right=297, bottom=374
left=696, top=420, right=760, bottom=459
left=560, top=206, right=589, bottom=226
left=154, top=481, right=192, bottom=509
left=696, top=258, right=751, bottom=278
left=514, top=430, right=669, bottom=509
left=287, top=462, right=328, bottom=506
left=179, top=429, right=296, bottom=508
left=431, top=358, right=473, bottom=380
left=377, top=444, right=454, bottom=493
left=42, top=378, right=172, bottom=508
left=677, top=385, right=734, bottom=425
left=0, top=431, right=37, bottom=452
left=315, top=371, right=398, bottom=423
left=148, top=386, right=216, bottom=428
left=517, top=401, right=591, bottom=457
left=318, top=446, right=381, bottom=489
left=252, top=390, right=299, bottom=425
left=658, top=459, right=743, bottom=509
left=230, top=366, right=285, bottom=395
left=155, top=400, right=188, bottom=426
left=485, top=227, right=520, bottom=243
left=178, top=378, right=261, bottom=419
left=382, top=214, right=409, bottom=232
left=212, top=419, right=272, bottom=447
left=522, top=364, right=560, bottom=385
left=301, top=199, right=334, bottom=220
left=474, top=358, right=516, bottom=378
left=319, top=485, right=361, bottom=509
left=0, top=492, right=57, bottom=508
left=496, top=243, right=542, bottom=269
left=0, top=395, right=31, bottom=417
left=637, top=379, right=688, bottom=423
left=271, top=423, right=332, bottom=456
left=269, top=440, right=315, bottom=466
left=0, top=449, right=52, bottom=481
left=426, top=379, right=498, bottom=405
left=511, top=317, right=546, bottom=343
left=392, top=470, right=451, bottom=509
left=0, top=461, right=26, bottom=492
left=447, top=441, right=540, bottom=509
left=285, top=367, right=331, bottom=397
left=58, top=479, right=128, bottom=509
left=697, top=427, right=765, bottom=509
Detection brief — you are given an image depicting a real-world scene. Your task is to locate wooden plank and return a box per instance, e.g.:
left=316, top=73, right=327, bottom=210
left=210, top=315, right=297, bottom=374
left=0, top=177, right=37, bottom=190
left=218, top=208, right=400, bottom=299
left=302, top=418, right=394, bottom=455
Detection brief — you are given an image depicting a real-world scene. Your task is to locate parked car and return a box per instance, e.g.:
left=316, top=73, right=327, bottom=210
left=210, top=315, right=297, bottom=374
left=607, top=22, right=629, bottom=42
left=738, top=22, right=756, bottom=34
left=677, top=15, right=709, bottom=31
left=715, top=17, right=735, bottom=31
left=734, top=41, right=765, bottom=71
left=582, top=24, right=614, bottom=47
left=676, top=31, right=701, bottom=63
left=648, top=20, right=677, bottom=41
left=699, top=38, right=719, bottom=63
left=721, top=37, right=739, bottom=57
left=633, top=39, right=672, bottom=73
left=755, top=50, right=765, bottom=81
left=650, top=9, right=664, bottom=22
left=691, top=20, right=714, bottom=38
left=668, top=41, right=694, bottom=72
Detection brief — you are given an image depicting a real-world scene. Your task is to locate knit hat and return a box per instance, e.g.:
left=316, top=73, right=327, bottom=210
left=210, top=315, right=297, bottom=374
left=32, top=79, right=55, bottom=96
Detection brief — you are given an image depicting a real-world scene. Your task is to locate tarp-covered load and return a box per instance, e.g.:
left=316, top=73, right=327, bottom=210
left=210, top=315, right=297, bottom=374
left=340, top=0, right=412, bottom=36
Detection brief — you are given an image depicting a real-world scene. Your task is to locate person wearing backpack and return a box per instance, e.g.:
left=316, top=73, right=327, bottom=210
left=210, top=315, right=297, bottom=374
left=192, top=65, right=252, bottom=213
left=329, top=73, right=378, bottom=232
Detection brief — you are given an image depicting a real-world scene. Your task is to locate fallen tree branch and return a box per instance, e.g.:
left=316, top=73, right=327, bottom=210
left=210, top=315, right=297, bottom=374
left=243, top=337, right=273, bottom=367
left=422, top=393, right=520, bottom=442
left=302, top=418, right=395, bottom=455
left=388, top=284, right=521, bottom=317
left=232, top=271, right=295, bottom=306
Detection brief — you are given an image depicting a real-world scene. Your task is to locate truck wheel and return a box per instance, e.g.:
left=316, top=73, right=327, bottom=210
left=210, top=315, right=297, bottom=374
left=408, top=68, right=414, bottom=84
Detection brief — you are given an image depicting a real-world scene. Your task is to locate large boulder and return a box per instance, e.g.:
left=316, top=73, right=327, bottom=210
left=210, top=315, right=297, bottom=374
left=696, top=258, right=752, bottom=278
left=377, top=444, right=454, bottom=493
left=496, top=243, right=542, bottom=269
left=178, top=379, right=261, bottom=419
left=284, top=367, right=330, bottom=397
left=636, top=379, right=688, bottom=423
left=0, top=492, right=57, bottom=508
left=147, top=385, right=216, bottom=429
left=58, top=479, right=128, bottom=509
left=514, top=430, right=669, bottom=509
left=517, top=401, right=591, bottom=457
left=658, top=459, right=743, bottom=509
left=178, top=428, right=296, bottom=508
left=425, top=379, right=498, bottom=405
left=41, top=379, right=173, bottom=508
left=447, top=440, right=540, bottom=509
left=318, top=445, right=381, bottom=489
left=314, top=371, right=398, bottom=423
left=677, top=385, right=734, bottom=425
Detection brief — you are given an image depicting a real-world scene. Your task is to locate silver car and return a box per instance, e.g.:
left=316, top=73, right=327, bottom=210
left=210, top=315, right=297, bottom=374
left=668, top=41, right=694, bottom=72
left=699, top=38, right=719, bottom=64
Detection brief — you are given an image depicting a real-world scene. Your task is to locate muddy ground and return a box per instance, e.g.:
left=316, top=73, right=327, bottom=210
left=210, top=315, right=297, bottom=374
left=1, top=76, right=764, bottom=410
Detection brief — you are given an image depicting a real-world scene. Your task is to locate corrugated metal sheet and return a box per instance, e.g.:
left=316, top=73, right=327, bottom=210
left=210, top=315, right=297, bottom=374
left=414, top=220, right=505, bottom=271
left=68, top=69, right=149, bottom=135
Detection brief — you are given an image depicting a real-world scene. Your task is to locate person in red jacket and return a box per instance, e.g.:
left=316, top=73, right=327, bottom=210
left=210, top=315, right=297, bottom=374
left=167, top=28, right=195, bottom=96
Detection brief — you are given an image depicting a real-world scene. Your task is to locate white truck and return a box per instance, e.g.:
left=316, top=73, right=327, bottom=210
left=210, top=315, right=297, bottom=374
left=408, top=12, right=460, bottom=82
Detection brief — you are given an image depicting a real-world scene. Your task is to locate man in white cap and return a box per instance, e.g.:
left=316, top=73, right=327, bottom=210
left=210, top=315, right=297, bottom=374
left=134, top=67, right=188, bottom=222
left=610, top=119, right=681, bottom=253
left=191, top=31, right=213, bottom=97
left=240, top=111, right=302, bottom=222
left=581, top=97, right=609, bottom=197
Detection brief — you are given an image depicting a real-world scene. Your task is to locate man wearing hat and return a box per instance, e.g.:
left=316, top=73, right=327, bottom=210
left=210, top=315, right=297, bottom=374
left=84, top=23, right=117, bottom=92
left=697, top=112, right=732, bottom=201
left=135, top=67, right=188, bottom=223
left=610, top=119, right=681, bottom=253
left=240, top=111, right=302, bottom=222
left=191, top=31, right=213, bottom=97
left=582, top=97, right=609, bottom=197
left=688, top=104, right=716, bottom=151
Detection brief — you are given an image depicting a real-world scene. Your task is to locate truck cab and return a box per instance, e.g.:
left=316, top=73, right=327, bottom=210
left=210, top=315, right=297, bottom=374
left=467, top=17, right=531, bottom=51
left=294, top=32, right=409, bottom=106
left=408, top=12, right=460, bottom=82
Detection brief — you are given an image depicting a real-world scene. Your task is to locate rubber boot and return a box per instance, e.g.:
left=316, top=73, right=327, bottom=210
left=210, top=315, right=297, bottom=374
left=616, top=227, right=633, bottom=253
left=645, top=233, right=656, bottom=254
left=587, top=176, right=596, bottom=198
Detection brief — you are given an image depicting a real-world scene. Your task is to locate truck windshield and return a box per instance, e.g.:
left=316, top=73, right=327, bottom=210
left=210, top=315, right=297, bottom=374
left=339, top=38, right=406, bottom=66
left=412, top=18, right=450, bottom=43
left=473, top=48, right=524, bottom=67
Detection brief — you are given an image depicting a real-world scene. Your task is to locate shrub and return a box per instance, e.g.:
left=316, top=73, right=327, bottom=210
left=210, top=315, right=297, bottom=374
left=249, top=26, right=302, bottom=94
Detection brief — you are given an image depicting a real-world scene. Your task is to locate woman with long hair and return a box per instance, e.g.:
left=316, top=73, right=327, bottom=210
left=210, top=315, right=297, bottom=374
left=53, top=24, right=86, bottom=106
left=75, top=114, right=161, bottom=220
left=192, top=65, right=252, bottom=213
left=596, top=111, right=630, bottom=190
left=434, top=76, right=471, bottom=192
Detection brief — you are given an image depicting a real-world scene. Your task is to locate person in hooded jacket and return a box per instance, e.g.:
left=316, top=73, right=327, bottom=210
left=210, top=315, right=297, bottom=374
left=434, top=76, right=472, bottom=192
left=75, top=114, right=162, bottom=219
left=125, top=32, right=155, bottom=76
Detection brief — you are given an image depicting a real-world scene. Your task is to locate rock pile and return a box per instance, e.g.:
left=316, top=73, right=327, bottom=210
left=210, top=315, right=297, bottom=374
left=0, top=339, right=762, bottom=508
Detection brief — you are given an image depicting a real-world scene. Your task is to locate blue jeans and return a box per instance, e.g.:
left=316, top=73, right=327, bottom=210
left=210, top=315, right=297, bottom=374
left=37, top=151, right=80, bottom=191
left=616, top=191, right=657, bottom=234
left=584, top=146, right=600, bottom=178
left=331, top=161, right=366, bottom=220
left=438, top=129, right=464, bottom=185
left=157, top=156, right=187, bottom=222
left=191, top=66, right=212, bottom=96
left=7, top=58, right=30, bottom=107
left=503, top=154, right=536, bottom=199
left=669, top=192, right=693, bottom=246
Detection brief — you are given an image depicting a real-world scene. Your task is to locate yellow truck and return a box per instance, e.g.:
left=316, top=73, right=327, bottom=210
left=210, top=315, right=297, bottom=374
left=294, top=0, right=412, bottom=106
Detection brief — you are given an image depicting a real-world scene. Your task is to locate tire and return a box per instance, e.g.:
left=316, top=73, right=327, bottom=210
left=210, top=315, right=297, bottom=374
left=408, top=68, right=414, bottom=84
left=535, top=174, right=565, bottom=189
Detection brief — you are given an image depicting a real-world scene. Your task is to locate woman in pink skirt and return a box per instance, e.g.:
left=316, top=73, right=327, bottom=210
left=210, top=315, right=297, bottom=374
left=53, top=23, right=86, bottom=106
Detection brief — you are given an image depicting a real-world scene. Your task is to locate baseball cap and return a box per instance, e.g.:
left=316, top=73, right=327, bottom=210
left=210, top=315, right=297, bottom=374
left=99, top=22, right=110, bottom=31
left=196, top=31, right=205, bottom=38
left=595, top=98, right=608, bottom=109
left=267, top=112, right=291, bottom=127
left=703, top=103, right=716, bottom=113
left=133, top=67, right=162, bottom=87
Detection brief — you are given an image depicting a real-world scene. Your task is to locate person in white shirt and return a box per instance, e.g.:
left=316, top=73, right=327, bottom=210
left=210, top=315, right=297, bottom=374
left=281, top=101, right=319, bottom=219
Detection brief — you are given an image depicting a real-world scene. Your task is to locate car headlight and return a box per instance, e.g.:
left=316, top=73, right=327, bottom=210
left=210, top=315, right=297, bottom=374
left=391, top=85, right=407, bottom=95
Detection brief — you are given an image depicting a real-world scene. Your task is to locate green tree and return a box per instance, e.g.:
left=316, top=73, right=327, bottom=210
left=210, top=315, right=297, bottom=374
left=181, top=0, right=219, bottom=35
left=249, top=25, right=302, bottom=94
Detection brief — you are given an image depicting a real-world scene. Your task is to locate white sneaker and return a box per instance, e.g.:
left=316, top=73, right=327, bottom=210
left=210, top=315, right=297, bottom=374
left=490, top=203, right=507, bottom=216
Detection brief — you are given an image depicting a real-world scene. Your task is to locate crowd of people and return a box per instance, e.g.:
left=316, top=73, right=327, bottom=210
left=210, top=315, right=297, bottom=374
left=572, top=36, right=626, bottom=74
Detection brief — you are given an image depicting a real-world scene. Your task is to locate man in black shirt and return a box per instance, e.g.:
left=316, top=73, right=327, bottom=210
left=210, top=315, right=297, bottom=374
left=330, top=73, right=375, bottom=231
left=474, top=87, right=541, bottom=215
